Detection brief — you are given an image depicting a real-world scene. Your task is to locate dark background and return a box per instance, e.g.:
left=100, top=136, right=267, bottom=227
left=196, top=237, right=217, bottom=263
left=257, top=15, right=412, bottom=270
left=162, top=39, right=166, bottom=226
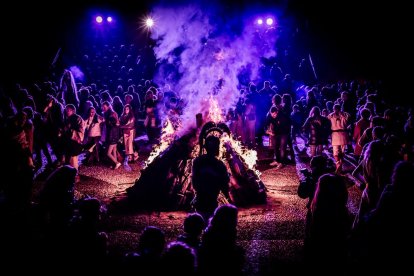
left=0, top=0, right=408, bottom=92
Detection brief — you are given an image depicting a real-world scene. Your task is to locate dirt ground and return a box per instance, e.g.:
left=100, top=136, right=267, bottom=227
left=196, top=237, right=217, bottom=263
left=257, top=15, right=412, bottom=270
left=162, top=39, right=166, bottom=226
left=32, top=139, right=361, bottom=275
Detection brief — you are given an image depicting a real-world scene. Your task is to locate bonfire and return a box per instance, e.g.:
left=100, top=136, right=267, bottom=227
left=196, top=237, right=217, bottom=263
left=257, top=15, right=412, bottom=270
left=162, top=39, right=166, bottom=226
left=127, top=97, right=266, bottom=211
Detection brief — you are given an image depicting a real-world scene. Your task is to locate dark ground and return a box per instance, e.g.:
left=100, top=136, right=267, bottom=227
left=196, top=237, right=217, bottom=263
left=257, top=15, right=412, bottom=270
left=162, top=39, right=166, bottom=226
left=29, top=136, right=362, bottom=275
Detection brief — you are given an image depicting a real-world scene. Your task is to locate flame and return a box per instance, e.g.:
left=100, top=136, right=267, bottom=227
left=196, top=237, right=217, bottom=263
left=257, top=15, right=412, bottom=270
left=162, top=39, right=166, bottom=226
left=191, top=144, right=200, bottom=159
left=208, top=95, right=223, bottom=123
left=221, top=133, right=258, bottom=171
left=145, top=118, right=176, bottom=167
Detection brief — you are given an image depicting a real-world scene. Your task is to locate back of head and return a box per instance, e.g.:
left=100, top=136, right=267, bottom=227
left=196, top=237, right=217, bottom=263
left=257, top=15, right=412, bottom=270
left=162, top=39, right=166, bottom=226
left=204, top=135, right=220, bottom=156
left=22, top=106, right=34, bottom=120
left=310, top=106, right=321, bottom=117
left=360, top=108, right=371, bottom=120
left=210, top=204, right=238, bottom=231
left=45, top=165, right=77, bottom=189
left=78, top=197, right=102, bottom=221
left=372, top=126, right=385, bottom=140
left=311, top=173, right=348, bottom=213
left=270, top=106, right=278, bottom=114
left=139, top=226, right=166, bottom=256
left=41, top=165, right=77, bottom=204
left=371, top=116, right=384, bottom=127
left=184, top=213, right=205, bottom=236
left=162, top=242, right=196, bottom=275
left=392, top=161, right=414, bottom=193
left=310, top=155, right=327, bottom=171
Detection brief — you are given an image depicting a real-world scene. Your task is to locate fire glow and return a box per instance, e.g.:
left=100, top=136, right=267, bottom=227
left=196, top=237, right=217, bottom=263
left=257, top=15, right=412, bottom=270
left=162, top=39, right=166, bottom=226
left=208, top=96, right=223, bottom=123
left=145, top=118, right=175, bottom=167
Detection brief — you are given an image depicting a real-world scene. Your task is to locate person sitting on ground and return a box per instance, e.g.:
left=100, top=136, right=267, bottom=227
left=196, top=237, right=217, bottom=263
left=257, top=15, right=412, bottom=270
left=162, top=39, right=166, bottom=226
left=177, top=212, right=205, bottom=251
left=304, top=173, right=351, bottom=273
left=123, top=226, right=166, bottom=274
left=198, top=204, right=245, bottom=276
left=67, top=197, right=108, bottom=270
left=38, top=165, right=77, bottom=229
left=161, top=241, right=197, bottom=276
left=192, top=135, right=231, bottom=222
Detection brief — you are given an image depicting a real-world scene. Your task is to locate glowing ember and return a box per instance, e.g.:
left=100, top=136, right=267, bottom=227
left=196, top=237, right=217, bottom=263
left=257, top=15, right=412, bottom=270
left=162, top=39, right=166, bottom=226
left=145, top=119, right=176, bottom=167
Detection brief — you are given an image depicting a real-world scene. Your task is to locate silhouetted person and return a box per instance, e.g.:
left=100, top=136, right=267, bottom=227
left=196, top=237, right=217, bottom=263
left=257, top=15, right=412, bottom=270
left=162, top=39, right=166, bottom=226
left=298, top=155, right=333, bottom=239
left=192, top=135, right=230, bottom=222
left=198, top=204, right=244, bottom=276
left=350, top=161, right=414, bottom=273
left=161, top=241, right=197, bottom=276
left=38, top=165, right=76, bottom=229
left=84, top=106, right=103, bottom=164
left=43, top=94, right=65, bottom=166
left=123, top=226, right=166, bottom=274
left=353, top=108, right=371, bottom=159
left=305, top=173, right=351, bottom=274
left=177, top=212, right=205, bottom=251
left=302, top=106, right=331, bottom=157
left=58, top=69, right=79, bottom=109
left=62, top=104, right=85, bottom=177
left=67, top=197, right=108, bottom=271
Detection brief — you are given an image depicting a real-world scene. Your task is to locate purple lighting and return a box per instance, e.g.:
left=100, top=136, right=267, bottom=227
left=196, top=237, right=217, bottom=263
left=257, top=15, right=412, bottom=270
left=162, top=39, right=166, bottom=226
left=257, top=19, right=263, bottom=25
left=107, top=16, right=113, bottom=23
left=266, top=18, right=273, bottom=25
left=96, top=16, right=103, bottom=24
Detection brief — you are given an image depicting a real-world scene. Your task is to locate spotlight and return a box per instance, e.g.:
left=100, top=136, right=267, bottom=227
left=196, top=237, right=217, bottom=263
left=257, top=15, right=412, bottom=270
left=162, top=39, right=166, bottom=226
left=96, top=16, right=103, bottom=24
left=107, top=16, right=113, bottom=23
left=257, top=19, right=263, bottom=25
left=266, top=18, right=273, bottom=25
left=145, top=17, right=154, bottom=28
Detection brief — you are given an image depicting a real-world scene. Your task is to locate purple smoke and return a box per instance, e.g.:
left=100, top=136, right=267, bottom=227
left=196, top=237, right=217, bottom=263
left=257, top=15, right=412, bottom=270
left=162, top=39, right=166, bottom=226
left=150, top=4, right=278, bottom=132
left=69, top=65, right=85, bottom=81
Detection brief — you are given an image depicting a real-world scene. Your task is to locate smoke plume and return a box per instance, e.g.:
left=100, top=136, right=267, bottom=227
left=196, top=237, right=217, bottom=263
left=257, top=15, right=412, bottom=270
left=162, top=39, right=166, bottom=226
left=150, top=3, right=277, bottom=132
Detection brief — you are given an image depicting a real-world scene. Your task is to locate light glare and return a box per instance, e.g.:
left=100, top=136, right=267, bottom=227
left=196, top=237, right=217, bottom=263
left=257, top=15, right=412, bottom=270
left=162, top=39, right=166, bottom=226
left=146, top=18, right=154, bottom=28
left=266, top=18, right=273, bottom=25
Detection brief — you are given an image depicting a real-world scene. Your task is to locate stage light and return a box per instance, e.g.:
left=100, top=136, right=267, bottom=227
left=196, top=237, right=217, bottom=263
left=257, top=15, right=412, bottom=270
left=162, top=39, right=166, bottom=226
left=266, top=18, right=273, bottom=25
left=107, top=16, right=113, bottom=23
left=96, top=16, right=103, bottom=24
left=145, top=17, right=154, bottom=28
left=257, top=19, right=263, bottom=25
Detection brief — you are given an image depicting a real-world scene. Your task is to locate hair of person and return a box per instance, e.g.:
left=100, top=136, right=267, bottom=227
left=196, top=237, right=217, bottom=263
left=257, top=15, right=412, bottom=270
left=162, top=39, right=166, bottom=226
left=66, top=104, right=76, bottom=112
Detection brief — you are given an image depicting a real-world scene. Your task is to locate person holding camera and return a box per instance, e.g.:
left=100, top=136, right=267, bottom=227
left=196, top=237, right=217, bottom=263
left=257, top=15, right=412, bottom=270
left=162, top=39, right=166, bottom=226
left=298, top=155, right=331, bottom=210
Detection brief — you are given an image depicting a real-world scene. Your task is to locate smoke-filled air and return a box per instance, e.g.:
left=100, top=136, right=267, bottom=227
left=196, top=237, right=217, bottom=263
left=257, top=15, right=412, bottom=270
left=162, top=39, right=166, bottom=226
left=149, top=4, right=278, bottom=133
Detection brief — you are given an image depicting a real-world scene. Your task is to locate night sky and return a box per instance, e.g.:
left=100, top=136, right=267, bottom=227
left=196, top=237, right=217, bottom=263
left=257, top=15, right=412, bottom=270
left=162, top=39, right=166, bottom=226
left=0, top=0, right=407, bottom=90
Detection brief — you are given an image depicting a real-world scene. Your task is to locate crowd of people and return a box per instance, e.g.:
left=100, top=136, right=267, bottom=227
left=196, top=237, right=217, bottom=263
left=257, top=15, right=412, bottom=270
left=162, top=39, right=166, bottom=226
left=1, top=39, right=414, bottom=273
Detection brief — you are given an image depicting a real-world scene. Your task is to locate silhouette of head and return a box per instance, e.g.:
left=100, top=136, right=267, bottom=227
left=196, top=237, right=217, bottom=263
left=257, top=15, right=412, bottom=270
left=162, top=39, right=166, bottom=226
left=139, top=226, right=166, bottom=256
left=205, top=135, right=220, bottom=156
left=184, top=213, right=205, bottom=236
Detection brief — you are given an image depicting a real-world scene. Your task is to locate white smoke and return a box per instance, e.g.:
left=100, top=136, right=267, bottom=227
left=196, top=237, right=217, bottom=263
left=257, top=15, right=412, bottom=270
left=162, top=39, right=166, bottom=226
left=150, top=4, right=277, bottom=133
left=69, top=65, right=85, bottom=82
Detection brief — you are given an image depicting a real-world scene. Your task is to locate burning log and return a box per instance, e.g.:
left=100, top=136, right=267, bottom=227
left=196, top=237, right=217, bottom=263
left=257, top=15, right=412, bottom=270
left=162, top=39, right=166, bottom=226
left=224, top=142, right=267, bottom=207
left=126, top=120, right=267, bottom=211
left=126, top=130, right=198, bottom=211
